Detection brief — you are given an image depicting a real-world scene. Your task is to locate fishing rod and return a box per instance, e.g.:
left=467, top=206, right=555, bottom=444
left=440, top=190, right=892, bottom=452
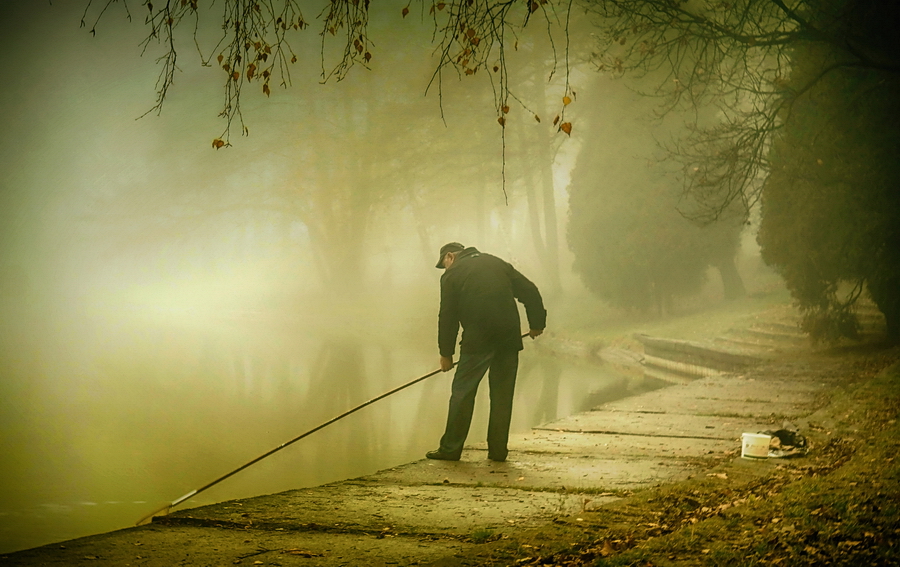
left=136, top=333, right=532, bottom=525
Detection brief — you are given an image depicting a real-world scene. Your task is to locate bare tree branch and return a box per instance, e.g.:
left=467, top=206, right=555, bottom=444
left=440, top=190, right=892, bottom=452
left=583, top=0, right=900, bottom=223
left=84, top=0, right=570, bottom=152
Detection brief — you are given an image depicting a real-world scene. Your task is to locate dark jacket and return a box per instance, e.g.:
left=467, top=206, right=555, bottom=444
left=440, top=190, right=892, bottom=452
left=438, top=247, right=546, bottom=357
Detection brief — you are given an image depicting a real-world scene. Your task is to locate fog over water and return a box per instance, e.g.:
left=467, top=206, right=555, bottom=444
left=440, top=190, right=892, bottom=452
left=0, top=0, right=618, bottom=554
left=2, top=294, right=636, bottom=552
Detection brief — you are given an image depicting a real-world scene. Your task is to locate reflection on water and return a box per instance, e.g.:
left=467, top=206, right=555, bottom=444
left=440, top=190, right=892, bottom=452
left=0, top=307, right=650, bottom=554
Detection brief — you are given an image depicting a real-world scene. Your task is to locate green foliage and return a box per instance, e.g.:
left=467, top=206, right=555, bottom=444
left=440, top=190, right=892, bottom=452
left=470, top=527, right=495, bottom=543
left=567, top=82, right=746, bottom=314
left=569, top=170, right=709, bottom=314
left=758, top=37, right=900, bottom=342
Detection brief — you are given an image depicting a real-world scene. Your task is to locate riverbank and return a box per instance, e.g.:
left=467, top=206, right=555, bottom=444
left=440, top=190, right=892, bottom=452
left=448, top=344, right=900, bottom=566
left=3, top=292, right=898, bottom=566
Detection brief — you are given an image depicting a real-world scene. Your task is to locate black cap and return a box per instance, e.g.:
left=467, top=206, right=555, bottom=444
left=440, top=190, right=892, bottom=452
left=435, top=242, right=465, bottom=268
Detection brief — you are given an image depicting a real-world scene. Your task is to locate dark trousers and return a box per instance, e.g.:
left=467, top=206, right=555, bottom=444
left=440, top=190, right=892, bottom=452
left=438, top=349, right=519, bottom=459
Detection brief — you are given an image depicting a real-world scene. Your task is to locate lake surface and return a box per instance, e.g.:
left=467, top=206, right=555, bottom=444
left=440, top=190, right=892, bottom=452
left=0, top=303, right=655, bottom=554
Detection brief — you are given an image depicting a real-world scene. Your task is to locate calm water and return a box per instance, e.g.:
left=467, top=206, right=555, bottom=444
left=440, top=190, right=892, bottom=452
left=0, top=303, right=650, bottom=554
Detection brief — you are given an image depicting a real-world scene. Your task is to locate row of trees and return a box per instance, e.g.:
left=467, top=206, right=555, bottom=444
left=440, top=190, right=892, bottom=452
left=569, top=0, right=899, bottom=340
left=84, top=0, right=900, bottom=341
left=758, top=32, right=900, bottom=340
left=567, top=76, right=746, bottom=315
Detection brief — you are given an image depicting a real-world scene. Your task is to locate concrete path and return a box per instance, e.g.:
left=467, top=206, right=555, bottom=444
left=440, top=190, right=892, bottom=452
left=2, top=320, right=842, bottom=566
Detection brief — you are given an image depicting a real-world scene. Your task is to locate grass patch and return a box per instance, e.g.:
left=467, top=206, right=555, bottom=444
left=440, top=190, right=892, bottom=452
left=469, top=527, right=496, bottom=544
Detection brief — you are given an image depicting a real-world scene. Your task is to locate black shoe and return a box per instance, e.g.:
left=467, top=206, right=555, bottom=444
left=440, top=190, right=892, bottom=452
left=488, top=454, right=507, bottom=462
left=426, top=450, right=460, bottom=461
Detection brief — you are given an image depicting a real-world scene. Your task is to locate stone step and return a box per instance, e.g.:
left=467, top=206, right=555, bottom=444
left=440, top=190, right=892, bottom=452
left=633, top=334, right=761, bottom=372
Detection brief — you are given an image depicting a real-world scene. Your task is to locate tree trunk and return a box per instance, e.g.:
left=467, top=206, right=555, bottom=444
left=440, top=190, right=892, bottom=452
left=713, top=256, right=746, bottom=300
left=869, top=276, right=900, bottom=343
left=538, top=142, right=562, bottom=296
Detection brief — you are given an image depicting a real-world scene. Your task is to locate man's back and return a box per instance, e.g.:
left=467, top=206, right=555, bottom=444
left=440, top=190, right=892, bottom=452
left=438, top=249, right=545, bottom=356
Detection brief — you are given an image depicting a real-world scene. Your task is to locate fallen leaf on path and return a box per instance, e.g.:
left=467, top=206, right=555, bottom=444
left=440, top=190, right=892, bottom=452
left=601, top=540, right=614, bottom=556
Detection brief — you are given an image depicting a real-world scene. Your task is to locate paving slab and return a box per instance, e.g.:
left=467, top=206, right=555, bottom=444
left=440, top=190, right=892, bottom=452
left=604, top=376, right=828, bottom=407
left=159, top=482, right=605, bottom=536
left=507, top=431, right=736, bottom=458
left=361, top=453, right=700, bottom=490
left=536, top=410, right=777, bottom=440
left=691, top=374, right=831, bottom=389
left=601, top=396, right=815, bottom=418
left=1, top=523, right=471, bottom=567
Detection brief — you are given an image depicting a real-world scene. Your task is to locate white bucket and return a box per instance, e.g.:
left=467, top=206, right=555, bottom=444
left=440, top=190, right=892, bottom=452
left=741, top=433, right=771, bottom=459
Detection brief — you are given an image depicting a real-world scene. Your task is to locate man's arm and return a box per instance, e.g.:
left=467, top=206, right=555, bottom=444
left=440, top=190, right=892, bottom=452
left=509, top=266, right=547, bottom=332
left=438, top=274, right=461, bottom=361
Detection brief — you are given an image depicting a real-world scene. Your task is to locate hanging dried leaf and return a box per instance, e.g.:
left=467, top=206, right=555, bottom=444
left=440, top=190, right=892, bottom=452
left=563, top=95, right=572, bottom=106
left=401, top=6, right=409, bottom=17
left=534, top=114, right=541, bottom=122
left=498, top=116, right=506, bottom=127
left=263, top=83, right=270, bottom=96
left=501, top=105, right=509, bottom=114
left=560, top=122, right=572, bottom=135
left=553, top=115, right=560, bottom=125
left=212, top=138, right=225, bottom=149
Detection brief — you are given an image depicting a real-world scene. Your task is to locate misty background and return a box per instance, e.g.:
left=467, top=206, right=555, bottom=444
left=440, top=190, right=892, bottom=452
left=0, top=0, right=780, bottom=554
